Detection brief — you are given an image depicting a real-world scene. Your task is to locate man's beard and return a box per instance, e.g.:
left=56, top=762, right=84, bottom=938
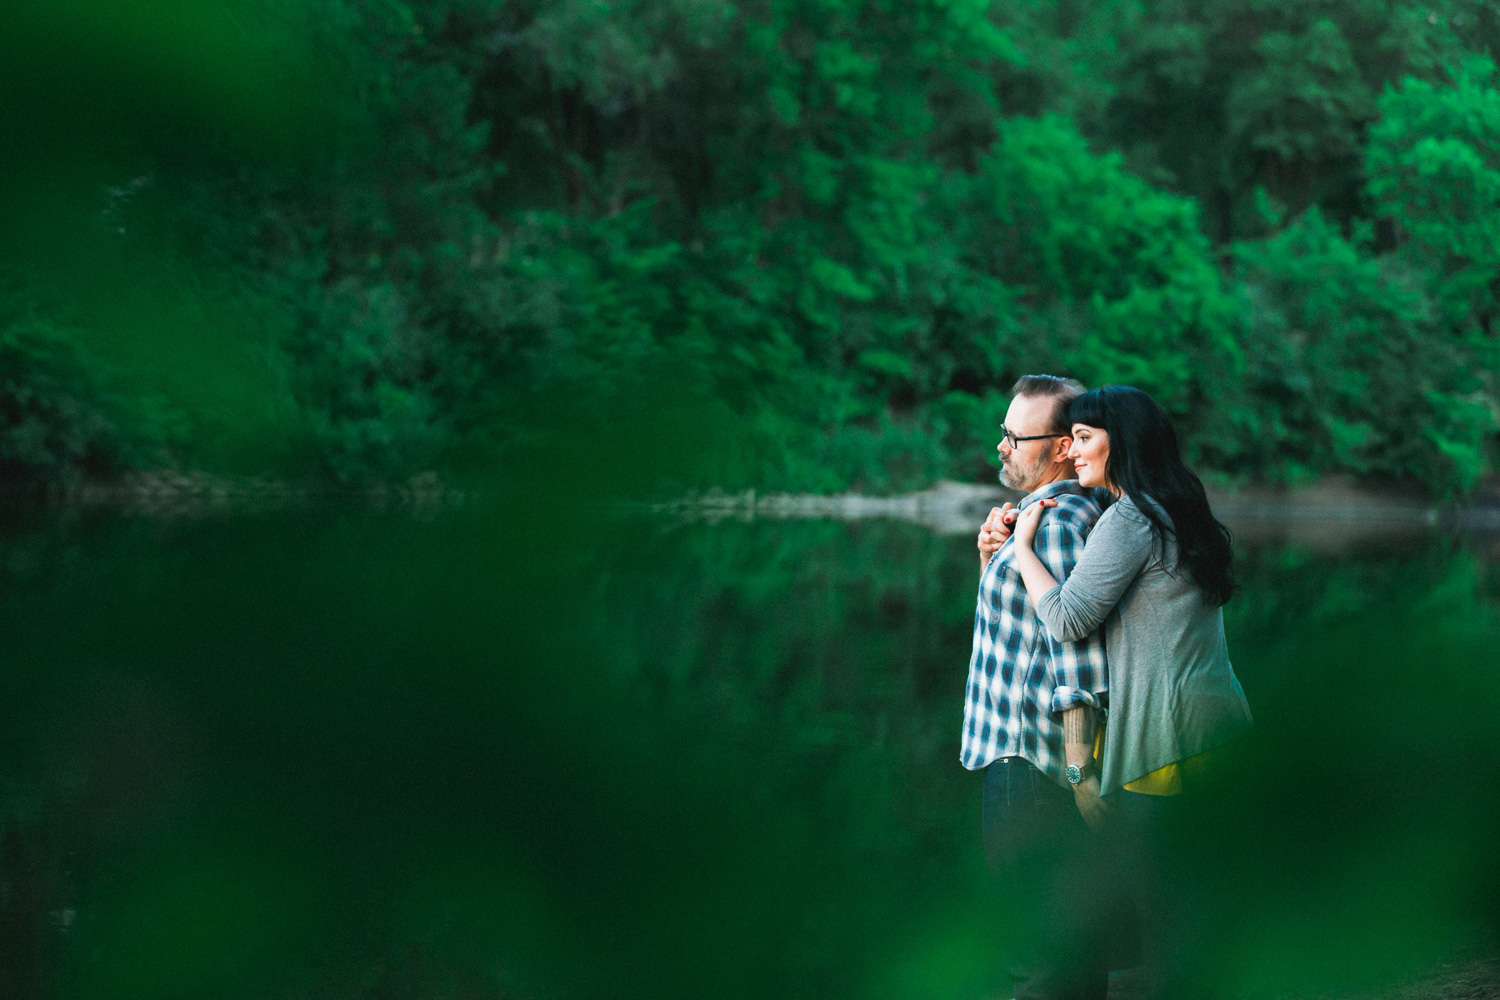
left=1000, top=451, right=1047, bottom=492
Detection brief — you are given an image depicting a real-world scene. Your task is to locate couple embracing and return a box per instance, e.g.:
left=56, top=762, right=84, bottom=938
left=961, top=375, right=1253, bottom=1000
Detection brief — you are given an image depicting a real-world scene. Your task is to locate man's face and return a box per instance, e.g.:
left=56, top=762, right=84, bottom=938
left=997, top=394, right=1064, bottom=491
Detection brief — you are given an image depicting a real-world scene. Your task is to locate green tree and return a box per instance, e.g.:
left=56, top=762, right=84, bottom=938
left=1368, top=58, right=1500, bottom=342
left=1214, top=210, right=1492, bottom=492
left=5, top=0, right=1500, bottom=496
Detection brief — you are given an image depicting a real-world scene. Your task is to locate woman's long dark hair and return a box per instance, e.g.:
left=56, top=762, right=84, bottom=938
left=1067, top=386, right=1235, bottom=606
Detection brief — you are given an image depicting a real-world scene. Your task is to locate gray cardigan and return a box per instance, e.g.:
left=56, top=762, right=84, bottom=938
left=1036, top=496, right=1252, bottom=795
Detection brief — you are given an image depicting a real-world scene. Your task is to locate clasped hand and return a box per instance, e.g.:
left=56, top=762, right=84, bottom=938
left=1009, top=498, right=1057, bottom=547
left=976, top=503, right=1015, bottom=560
left=1072, top=773, right=1114, bottom=832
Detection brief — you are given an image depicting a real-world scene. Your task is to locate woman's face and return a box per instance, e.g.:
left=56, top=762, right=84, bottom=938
left=1069, top=423, right=1111, bottom=490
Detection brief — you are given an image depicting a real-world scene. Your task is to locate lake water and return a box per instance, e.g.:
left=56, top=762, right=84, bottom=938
left=2, top=501, right=1498, bottom=999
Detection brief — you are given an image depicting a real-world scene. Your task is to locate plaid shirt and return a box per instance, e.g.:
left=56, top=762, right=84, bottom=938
left=960, top=480, right=1108, bottom=786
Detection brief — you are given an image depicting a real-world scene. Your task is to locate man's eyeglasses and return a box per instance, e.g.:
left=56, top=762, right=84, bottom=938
left=1001, top=425, right=1064, bottom=448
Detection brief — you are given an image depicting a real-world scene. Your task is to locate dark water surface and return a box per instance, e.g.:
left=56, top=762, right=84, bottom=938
left=2, top=504, right=1499, bottom=999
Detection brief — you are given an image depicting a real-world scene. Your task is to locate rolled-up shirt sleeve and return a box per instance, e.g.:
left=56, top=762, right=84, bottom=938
left=1032, top=518, right=1111, bottom=717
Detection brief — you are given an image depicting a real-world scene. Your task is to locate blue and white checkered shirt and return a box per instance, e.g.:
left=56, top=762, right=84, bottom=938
left=960, top=480, right=1108, bottom=786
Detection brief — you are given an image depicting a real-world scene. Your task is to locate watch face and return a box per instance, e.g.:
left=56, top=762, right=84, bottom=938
left=1066, top=765, right=1082, bottom=785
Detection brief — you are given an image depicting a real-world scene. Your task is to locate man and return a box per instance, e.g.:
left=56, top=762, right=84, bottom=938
left=963, top=374, right=1111, bottom=1000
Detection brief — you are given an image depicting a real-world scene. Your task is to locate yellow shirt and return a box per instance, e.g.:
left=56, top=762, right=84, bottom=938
left=1094, top=728, right=1213, bottom=796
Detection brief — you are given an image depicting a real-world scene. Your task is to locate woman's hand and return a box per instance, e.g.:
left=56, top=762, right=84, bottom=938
left=1073, top=774, right=1114, bottom=832
left=1010, top=499, right=1057, bottom=548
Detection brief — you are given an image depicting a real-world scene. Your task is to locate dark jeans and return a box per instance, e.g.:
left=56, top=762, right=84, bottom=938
left=1113, top=791, right=1220, bottom=1000
left=982, top=757, right=1113, bottom=1000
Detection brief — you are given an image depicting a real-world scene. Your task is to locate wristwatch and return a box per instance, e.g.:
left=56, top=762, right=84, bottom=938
left=1065, top=764, right=1097, bottom=786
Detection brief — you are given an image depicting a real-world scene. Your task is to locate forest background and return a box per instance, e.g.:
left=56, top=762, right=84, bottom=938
left=5, top=0, right=1500, bottom=500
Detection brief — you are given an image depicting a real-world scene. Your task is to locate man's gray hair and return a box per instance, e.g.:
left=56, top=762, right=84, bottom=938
left=1011, top=374, right=1086, bottom=435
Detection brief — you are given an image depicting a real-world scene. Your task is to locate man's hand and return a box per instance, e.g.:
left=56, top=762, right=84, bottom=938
left=977, top=503, right=1016, bottom=569
left=1073, top=774, right=1114, bottom=832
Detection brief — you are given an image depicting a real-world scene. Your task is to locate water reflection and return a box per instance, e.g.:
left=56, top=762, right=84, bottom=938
left=0, top=505, right=1497, bottom=998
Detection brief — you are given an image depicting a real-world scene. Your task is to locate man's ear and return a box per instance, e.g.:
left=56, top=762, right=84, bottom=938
left=1053, top=435, right=1074, bottom=463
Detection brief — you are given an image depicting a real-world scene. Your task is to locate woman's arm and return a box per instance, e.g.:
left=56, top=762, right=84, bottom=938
left=1011, top=500, right=1154, bottom=642
left=1009, top=499, right=1062, bottom=606
left=1010, top=500, right=1118, bottom=829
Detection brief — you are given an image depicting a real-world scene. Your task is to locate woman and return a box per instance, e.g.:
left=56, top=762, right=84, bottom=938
left=1009, top=384, right=1252, bottom=997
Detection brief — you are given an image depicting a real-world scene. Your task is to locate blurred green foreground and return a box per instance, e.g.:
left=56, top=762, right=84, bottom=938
left=1, top=503, right=1498, bottom=999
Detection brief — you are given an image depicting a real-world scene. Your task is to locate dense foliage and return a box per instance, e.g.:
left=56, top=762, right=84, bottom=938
left=4, top=0, right=1500, bottom=495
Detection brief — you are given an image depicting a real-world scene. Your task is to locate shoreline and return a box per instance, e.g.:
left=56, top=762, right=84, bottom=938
left=0, top=470, right=465, bottom=516
left=656, top=478, right=1496, bottom=538
left=6, top=472, right=1500, bottom=541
